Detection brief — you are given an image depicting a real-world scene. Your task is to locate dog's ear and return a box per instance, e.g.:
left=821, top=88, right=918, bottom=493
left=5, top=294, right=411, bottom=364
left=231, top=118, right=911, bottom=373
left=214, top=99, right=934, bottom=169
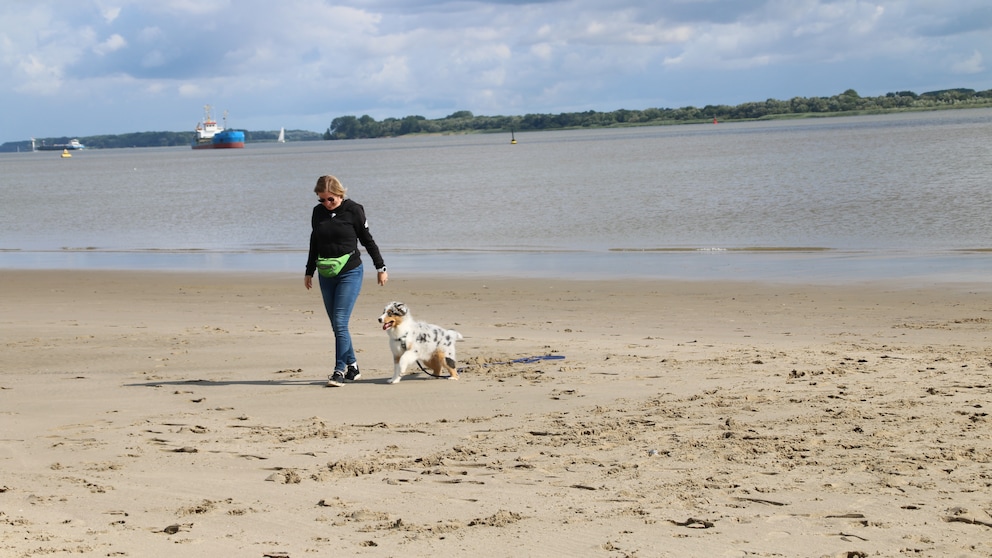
left=386, top=301, right=408, bottom=317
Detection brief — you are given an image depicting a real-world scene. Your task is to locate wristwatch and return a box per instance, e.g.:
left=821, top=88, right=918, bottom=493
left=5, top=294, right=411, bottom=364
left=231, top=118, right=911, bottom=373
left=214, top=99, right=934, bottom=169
left=377, top=266, right=387, bottom=273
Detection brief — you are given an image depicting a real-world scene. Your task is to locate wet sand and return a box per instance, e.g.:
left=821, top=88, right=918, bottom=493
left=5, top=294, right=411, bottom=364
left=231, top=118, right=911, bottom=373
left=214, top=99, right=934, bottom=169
left=1, top=270, right=991, bottom=557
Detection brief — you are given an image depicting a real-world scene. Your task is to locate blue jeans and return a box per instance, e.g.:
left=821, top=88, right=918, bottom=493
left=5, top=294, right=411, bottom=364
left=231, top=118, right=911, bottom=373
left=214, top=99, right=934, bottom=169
left=318, top=264, right=363, bottom=372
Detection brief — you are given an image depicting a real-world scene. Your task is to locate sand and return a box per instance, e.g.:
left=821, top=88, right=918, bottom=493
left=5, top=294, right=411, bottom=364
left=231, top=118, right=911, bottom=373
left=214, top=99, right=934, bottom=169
left=1, top=269, right=991, bottom=557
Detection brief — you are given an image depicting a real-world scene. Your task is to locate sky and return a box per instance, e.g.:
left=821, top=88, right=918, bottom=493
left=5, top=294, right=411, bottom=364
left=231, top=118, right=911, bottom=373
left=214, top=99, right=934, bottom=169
left=1, top=0, right=991, bottom=142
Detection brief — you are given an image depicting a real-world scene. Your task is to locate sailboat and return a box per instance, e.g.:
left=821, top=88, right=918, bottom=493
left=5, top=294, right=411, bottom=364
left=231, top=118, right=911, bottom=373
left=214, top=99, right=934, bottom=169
left=277, top=127, right=286, bottom=143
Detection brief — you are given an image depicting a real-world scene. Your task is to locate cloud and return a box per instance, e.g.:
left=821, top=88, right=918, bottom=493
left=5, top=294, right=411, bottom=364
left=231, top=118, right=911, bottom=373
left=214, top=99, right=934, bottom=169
left=366, top=55, right=412, bottom=91
left=93, top=33, right=127, bottom=55
left=100, top=6, right=122, bottom=23
left=15, top=55, right=64, bottom=94
left=916, top=4, right=992, bottom=36
left=178, top=82, right=203, bottom=97
left=141, top=50, right=166, bottom=68
left=1, top=1, right=991, bottom=141
left=951, top=50, right=985, bottom=74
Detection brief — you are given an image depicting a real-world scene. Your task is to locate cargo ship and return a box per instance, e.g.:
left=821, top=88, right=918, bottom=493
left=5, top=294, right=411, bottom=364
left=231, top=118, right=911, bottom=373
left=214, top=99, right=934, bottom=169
left=34, top=138, right=85, bottom=151
left=192, top=105, right=245, bottom=149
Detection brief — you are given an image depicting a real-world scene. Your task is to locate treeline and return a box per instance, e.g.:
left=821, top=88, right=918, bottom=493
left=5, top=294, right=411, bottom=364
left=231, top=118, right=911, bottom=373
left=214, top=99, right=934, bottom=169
left=5, top=87, right=991, bottom=152
left=324, top=87, right=992, bottom=139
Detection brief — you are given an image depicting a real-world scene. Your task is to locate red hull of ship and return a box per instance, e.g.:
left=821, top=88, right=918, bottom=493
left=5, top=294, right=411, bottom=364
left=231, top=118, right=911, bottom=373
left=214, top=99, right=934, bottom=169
left=191, top=141, right=245, bottom=150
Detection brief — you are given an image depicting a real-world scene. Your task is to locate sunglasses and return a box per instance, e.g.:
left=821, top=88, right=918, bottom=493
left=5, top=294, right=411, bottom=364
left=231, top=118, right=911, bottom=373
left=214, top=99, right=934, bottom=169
left=317, top=196, right=337, bottom=203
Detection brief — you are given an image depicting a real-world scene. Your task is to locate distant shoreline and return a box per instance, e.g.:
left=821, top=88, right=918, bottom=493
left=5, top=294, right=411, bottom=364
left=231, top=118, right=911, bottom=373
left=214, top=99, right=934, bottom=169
left=5, top=88, right=990, bottom=150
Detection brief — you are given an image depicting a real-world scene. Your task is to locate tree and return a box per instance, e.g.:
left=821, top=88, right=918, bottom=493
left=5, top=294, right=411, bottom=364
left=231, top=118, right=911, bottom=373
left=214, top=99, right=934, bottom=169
left=398, top=115, right=423, bottom=135
left=329, top=116, right=359, bottom=139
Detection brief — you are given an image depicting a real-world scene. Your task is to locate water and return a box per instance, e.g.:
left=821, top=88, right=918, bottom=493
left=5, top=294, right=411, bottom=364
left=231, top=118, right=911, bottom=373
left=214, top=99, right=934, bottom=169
left=2, top=109, right=991, bottom=282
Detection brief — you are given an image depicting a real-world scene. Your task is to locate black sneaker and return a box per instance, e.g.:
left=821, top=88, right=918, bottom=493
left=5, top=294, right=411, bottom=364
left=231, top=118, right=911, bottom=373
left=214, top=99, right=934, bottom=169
left=326, top=370, right=346, bottom=387
left=345, top=363, right=361, bottom=381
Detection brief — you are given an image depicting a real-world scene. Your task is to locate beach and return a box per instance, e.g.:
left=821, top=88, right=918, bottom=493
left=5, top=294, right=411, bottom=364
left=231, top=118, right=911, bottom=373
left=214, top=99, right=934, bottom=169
left=2, top=269, right=991, bottom=557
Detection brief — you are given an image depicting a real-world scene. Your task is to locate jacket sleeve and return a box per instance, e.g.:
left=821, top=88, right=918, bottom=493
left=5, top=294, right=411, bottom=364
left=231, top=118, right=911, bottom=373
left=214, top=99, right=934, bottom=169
left=305, top=206, right=319, bottom=276
left=352, top=203, right=386, bottom=270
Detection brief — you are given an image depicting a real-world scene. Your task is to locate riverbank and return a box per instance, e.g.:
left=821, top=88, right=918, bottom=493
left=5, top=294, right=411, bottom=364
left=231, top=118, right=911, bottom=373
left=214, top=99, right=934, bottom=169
left=3, top=248, right=992, bottom=284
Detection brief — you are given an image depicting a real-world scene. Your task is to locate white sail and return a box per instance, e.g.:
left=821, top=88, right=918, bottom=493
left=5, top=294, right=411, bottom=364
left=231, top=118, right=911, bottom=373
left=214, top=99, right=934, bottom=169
left=277, top=127, right=285, bottom=143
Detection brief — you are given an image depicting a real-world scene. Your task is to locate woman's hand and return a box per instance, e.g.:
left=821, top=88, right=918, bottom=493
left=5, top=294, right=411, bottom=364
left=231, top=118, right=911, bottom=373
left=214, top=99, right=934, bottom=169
left=304, top=275, right=313, bottom=290
left=377, top=271, right=388, bottom=286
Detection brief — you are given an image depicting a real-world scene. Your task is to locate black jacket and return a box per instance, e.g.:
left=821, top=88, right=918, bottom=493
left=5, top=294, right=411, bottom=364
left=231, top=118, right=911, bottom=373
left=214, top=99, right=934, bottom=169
left=306, top=199, right=385, bottom=276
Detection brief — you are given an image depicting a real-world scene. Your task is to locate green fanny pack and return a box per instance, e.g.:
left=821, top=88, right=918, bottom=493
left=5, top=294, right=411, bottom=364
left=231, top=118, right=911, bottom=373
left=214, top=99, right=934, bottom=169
left=316, top=252, right=352, bottom=278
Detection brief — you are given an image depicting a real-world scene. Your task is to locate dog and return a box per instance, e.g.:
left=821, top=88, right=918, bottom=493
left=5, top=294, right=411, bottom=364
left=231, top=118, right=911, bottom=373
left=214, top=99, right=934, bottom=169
left=378, top=301, right=463, bottom=384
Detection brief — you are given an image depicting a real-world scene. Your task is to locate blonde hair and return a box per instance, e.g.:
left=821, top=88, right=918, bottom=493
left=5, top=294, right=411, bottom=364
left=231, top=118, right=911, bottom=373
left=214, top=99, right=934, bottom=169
left=314, top=175, right=347, bottom=198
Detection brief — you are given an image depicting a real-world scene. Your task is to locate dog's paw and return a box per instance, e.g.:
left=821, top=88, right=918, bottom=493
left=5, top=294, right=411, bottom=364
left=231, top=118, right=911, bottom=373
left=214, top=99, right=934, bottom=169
left=387, top=377, right=401, bottom=384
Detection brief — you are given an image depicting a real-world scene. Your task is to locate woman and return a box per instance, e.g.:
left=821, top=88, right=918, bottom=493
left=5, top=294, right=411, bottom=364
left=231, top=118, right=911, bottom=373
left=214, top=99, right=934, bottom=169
left=305, top=175, right=388, bottom=386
